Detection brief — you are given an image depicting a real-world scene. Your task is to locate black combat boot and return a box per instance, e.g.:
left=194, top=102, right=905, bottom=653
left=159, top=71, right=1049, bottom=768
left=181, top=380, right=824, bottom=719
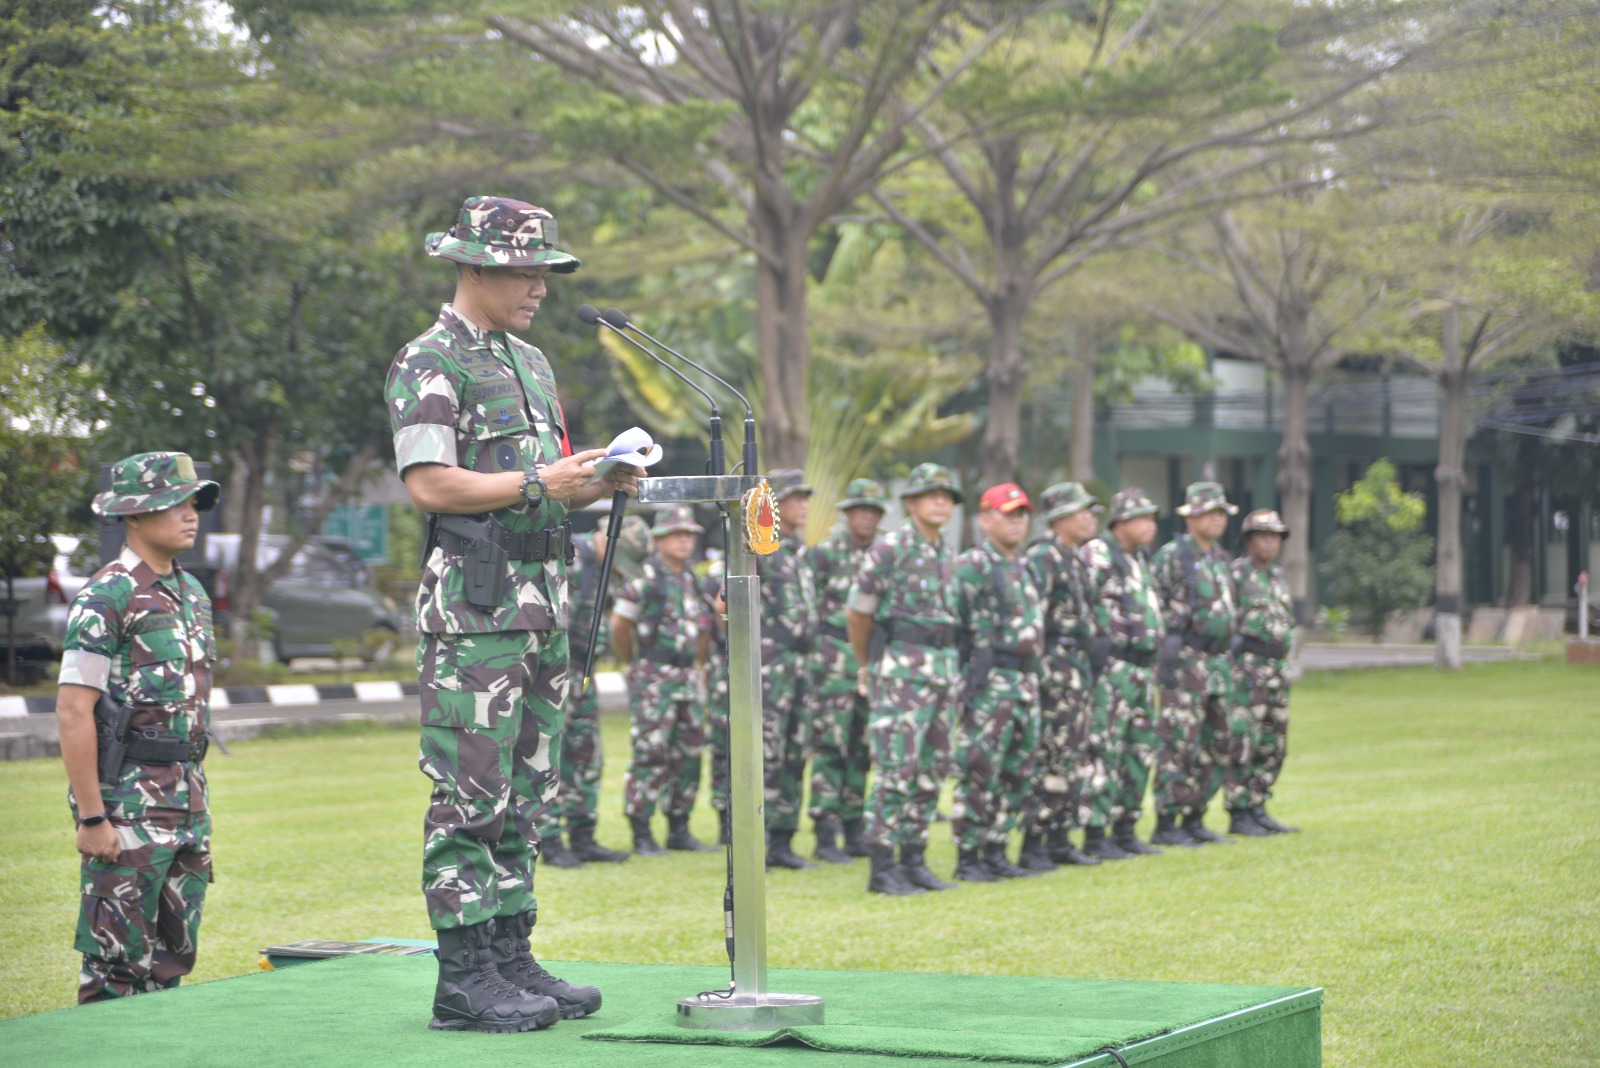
left=539, top=831, right=585, bottom=869
left=490, top=911, right=602, bottom=1020
left=899, top=843, right=955, bottom=891
left=569, top=825, right=630, bottom=863
left=953, top=847, right=997, bottom=882
left=429, top=921, right=558, bottom=1033
left=1048, top=828, right=1102, bottom=866
left=766, top=829, right=816, bottom=870
left=665, top=813, right=716, bottom=852
left=984, top=841, right=1038, bottom=878
left=1082, top=824, right=1134, bottom=860
left=1150, top=813, right=1202, bottom=847
left=812, top=816, right=852, bottom=864
left=841, top=817, right=871, bottom=857
left=1018, top=833, right=1058, bottom=873
left=1113, top=818, right=1163, bottom=855
left=1228, top=807, right=1272, bottom=837
left=1183, top=812, right=1233, bottom=844
left=631, top=814, right=666, bottom=856
left=717, top=808, right=732, bottom=845
left=1253, top=804, right=1299, bottom=834
left=867, top=845, right=923, bottom=895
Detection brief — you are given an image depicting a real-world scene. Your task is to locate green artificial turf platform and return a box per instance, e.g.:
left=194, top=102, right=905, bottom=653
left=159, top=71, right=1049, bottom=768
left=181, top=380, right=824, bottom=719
left=0, top=951, right=1321, bottom=1067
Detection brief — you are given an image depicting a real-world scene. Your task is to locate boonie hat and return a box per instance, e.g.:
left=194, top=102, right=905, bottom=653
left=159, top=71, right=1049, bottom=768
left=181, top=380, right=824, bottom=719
left=900, top=463, right=963, bottom=504
left=614, top=515, right=654, bottom=580
left=93, top=452, right=220, bottom=518
left=767, top=469, right=813, bottom=502
left=425, top=196, right=581, bottom=273
left=838, top=477, right=889, bottom=512
left=1038, top=482, right=1102, bottom=522
left=651, top=505, right=705, bottom=538
left=1106, top=488, right=1160, bottom=526
left=1241, top=509, right=1290, bottom=537
left=978, top=483, right=1031, bottom=513
left=1175, top=480, right=1239, bottom=517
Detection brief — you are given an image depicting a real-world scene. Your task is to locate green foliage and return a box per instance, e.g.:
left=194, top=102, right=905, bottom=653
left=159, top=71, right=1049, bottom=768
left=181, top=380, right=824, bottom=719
left=1323, top=459, right=1435, bottom=637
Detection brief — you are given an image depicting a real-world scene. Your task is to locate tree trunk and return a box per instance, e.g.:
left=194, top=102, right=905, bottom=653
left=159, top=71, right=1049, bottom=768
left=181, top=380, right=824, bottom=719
left=1434, top=306, right=1467, bottom=670
left=1505, top=438, right=1537, bottom=605
left=1069, top=323, right=1096, bottom=484
left=1276, top=360, right=1314, bottom=622
left=751, top=192, right=811, bottom=470
left=229, top=428, right=275, bottom=660
left=981, top=285, right=1028, bottom=489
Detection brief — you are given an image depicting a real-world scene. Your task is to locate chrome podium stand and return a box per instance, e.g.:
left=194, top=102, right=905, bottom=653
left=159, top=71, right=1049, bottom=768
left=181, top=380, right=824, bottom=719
left=637, top=475, right=825, bottom=1031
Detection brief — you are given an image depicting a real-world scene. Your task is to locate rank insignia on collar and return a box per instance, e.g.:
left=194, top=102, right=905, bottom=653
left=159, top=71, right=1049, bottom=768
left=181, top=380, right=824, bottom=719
left=742, top=479, right=781, bottom=556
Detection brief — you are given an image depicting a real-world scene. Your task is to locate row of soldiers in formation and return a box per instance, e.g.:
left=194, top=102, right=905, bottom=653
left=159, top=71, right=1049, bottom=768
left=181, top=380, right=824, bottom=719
left=535, top=465, right=1299, bottom=896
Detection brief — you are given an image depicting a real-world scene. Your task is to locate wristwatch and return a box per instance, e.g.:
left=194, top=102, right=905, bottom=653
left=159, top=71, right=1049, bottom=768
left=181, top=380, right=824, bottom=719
left=80, top=813, right=108, bottom=827
left=520, top=468, right=547, bottom=508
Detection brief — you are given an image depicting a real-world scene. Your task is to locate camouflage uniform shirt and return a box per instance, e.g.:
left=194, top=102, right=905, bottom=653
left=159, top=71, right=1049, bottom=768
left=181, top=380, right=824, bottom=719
left=1081, top=535, right=1165, bottom=658
left=385, top=304, right=572, bottom=634
left=849, top=524, right=960, bottom=683
left=758, top=532, right=815, bottom=664
left=952, top=541, right=1045, bottom=695
left=1232, top=558, right=1294, bottom=657
left=1026, top=537, right=1094, bottom=662
left=1151, top=534, right=1236, bottom=691
left=614, top=554, right=708, bottom=675
left=806, top=530, right=877, bottom=691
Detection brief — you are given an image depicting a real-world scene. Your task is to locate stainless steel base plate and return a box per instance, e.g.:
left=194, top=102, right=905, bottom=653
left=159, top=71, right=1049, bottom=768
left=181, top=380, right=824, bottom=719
left=675, top=992, right=826, bottom=1031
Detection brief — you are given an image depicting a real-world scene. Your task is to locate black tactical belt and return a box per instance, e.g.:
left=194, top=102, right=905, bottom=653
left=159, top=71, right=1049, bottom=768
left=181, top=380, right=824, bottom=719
left=771, top=626, right=812, bottom=654
left=820, top=623, right=850, bottom=642
left=888, top=621, right=956, bottom=648
left=436, top=515, right=572, bottom=563
left=1239, top=636, right=1289, bottom=659
left=1113, top=647, right=1157, bottom=668
left=991, top=651, right=1036, bottom=672
left=640, top=647, right=696, bottom=669
left=1049, top=634, right=1081, bottom=651
left=125, top=729, right=208, bottom=765
left=1183, top=633, right=1230, bottom=655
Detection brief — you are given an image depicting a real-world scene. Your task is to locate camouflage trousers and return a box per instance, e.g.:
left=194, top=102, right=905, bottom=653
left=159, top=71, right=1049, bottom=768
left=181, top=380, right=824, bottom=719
left=862, top=672, right=957, bottom=849
left=1224, top=652, right=1291, bottom=810
left=762, top=648, right=811, bottom=833
left=534, top=658, right=603, bottom=839
left=705, top=650, right=731, bottom=812
left=74, top=805, right=212, bottom=1003
left=807, top=638, right=870, bottom=823
left=951, top=670, right=1041, bottom=852
left=1025, top=651, right=1096, bottom=835
left=623, top=661, right=705, bottom=819
left=1153, top=652, right=1232, bottom=818
left=1085, top=657, right=1158, bottom=827
left=417, top=628, right=567, bottom=931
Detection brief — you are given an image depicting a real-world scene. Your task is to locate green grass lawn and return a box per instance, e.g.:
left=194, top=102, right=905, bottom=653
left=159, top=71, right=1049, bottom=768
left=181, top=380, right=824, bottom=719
left=2, top=661, right=1596, bottom=1066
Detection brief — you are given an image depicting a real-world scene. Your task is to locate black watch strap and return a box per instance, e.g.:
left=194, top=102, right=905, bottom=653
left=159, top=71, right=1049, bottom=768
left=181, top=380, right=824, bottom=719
left=80, top=813, right=108, bottom=827
left=522, top=469, right=547, bottom=506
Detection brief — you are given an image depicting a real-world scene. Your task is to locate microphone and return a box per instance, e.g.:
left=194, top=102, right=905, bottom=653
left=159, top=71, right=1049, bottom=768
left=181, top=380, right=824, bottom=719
left=601, top=307, right=758, bottom=476
left=578, top=303, right=725, bottom=476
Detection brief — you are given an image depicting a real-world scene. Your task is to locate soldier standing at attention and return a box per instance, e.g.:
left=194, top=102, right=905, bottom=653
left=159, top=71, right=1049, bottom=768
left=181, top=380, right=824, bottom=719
left=803, top=477, right=889, bottom=864
left=1149, top=481, right=1240, bottom=848
left=759, top=471, right=818, bottom=871
left=56, top=453, right=219, bottom=1003
left=950, top=484, right=1046, bottom=882
left=1021, top=482, right=1104, bottom=870
left=1227, top=509, right=1300, bottom=837
left=611, top=506, right=714, bottom=855
left=535, top=522, right=630, bottom=868
left=848, top=463, right=964, bottom=896
left=387, top=196, right=636, bottom=1032
left=1080, top=488, right=1166, bottom=860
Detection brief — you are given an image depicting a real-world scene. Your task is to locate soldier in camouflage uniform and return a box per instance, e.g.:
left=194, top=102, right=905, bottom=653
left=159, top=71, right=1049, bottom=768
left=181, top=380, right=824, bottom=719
left=1021, top=482, right=1104, bottom=870
left=1227, top=509, right=1300, bottom=837
left=950, top=483, right=1046, bottom=882
left=848, top=463, right=964, bottom=895
left=56, top=453, right=220, bottom=1004
left=1149, top=482, right=1239, bottom=849
left=802, top=477, right=888, bottom=864
left=388, top=196, right=633, bottom=1032
left=611, top=506, right=714, bottom=855
left=758, top=470, right=818, bottom=870
left=534, top=521, right=631, bottom=868
left=1080, top=488, right=1167, bottom=860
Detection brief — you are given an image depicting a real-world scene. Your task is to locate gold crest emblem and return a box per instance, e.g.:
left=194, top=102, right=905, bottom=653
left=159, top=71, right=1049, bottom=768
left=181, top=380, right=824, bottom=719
left=742, top=479, right=781, bottom=556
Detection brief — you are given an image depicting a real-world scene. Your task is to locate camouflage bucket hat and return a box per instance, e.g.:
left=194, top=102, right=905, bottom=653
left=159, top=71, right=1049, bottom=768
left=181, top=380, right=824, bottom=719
left=767, top=469, right=813, bottom=502
left=425, top=196, right=581, bottom=273
left=1039, top=481, right=1102, bottom=522
left=93, top=451, right=220, bottom=518
left=838, top=477, right=889, bottom=512
left=1175, top=480, right=1239, bottom=517
left=1242, top=508, right=1290, bottom=537
left=1106, top=487, right=1160, bottom=526
left=900, top=462, right=963, bottom=505
left=651, top=505, right=705, bottom=537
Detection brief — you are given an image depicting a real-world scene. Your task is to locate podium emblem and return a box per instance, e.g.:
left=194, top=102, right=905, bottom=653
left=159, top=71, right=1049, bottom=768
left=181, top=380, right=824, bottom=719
left=742, top=480, right=781, bottom=556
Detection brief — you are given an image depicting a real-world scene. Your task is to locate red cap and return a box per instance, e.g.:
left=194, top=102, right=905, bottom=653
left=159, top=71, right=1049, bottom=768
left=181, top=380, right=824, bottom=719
left=979, top=483, right=1031, bottom=513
